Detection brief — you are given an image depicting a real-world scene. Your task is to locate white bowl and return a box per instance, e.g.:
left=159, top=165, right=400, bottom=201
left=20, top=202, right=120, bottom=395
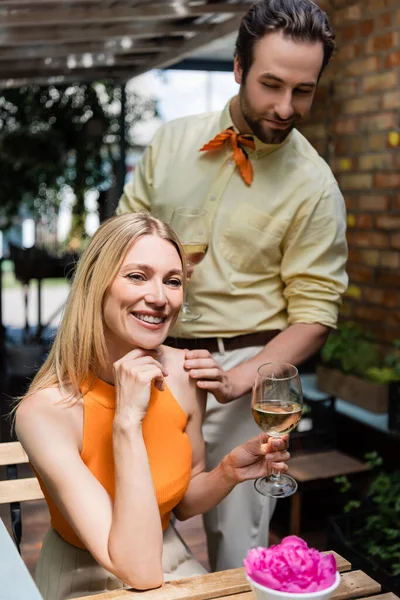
left=246, top=571, right=341, bottom=600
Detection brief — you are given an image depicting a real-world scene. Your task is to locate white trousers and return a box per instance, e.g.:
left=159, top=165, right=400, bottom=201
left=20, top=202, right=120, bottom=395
left=36, top=525, right=207, bottom=600
left=202, top=345, right=277, bottom=572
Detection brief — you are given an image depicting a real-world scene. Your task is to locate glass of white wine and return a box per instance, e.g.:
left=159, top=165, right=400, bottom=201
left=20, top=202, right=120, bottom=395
left=170, top=206, right=209, bottom=322
left=251, top=362, right=303, bottom=498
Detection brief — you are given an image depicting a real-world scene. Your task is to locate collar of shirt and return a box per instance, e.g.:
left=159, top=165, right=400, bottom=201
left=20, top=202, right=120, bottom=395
left=219, top=96, right=293, bottom=157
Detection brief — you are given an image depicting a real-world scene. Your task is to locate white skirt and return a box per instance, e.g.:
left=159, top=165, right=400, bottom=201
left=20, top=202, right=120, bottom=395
left=35, top=524, right=207, bottom=600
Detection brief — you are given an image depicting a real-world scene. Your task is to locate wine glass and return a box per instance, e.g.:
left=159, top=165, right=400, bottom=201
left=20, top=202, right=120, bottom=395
left=170, top=206, right=209, bottom=322
left=251, top=362, right=303, bottom=498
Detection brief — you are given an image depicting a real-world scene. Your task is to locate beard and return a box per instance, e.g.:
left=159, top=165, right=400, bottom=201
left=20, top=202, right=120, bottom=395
left=239, top=85, right=300, bottom=144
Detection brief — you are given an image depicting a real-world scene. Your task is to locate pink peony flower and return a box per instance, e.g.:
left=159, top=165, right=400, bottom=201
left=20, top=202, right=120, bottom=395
left=244, top=536, right=337, bottom=593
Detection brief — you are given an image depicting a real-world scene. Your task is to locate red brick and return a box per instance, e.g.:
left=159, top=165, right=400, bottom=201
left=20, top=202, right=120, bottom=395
left=370, top=32, right=398, bottom=52
left=367, top=133, right=389, bottom=151
left=342, top=24, right=359, bottom=42
left=336, top=44, right=361, bottom=62
left=393, top=195, right=400, bottom=211
left=359, top=153, right=394, bottom=171
left=356, top=214, right=374, bottom=228
left=376, top=215, right=400, bottom=230
left=376, top=271, right=400, bottom=287
left=346, top=57, right=379, bottom=77
left=344, top=96, right=380, bottom=115
left=362, top=71, right=398, bottom=93
left=362, top=250, right=381, bottom=266
left=333, top=79, right=358, bottom=100
left=380, top=251, right=400, bottom=269
left=358, top=195, right=389, bottom=211
left=354, top=305, right=387, bottom=322
left=390, top=233, right=400, bottom=249
left=384, top=50, right=400, bottom=68
left=336, top=134, right=387, bottom=154
left=367, top=0, right=386, bottom=10
left=340, top=173, right=373, bottom=189
left=347, top=230, right=389, bottom=248
left=383, top=90, right=400, bottom=110
left=370, top=326, right=400, bottom=344
left=375, top=173, right=400, bottom=188
left=359, top=20, right=375, bottom=36
left=347, top=265, right=373, bottom=283
left=334, top=117, right=357, bottom=135
left=334, top=4, right=362, bottom=23
left=358, top=112, right=396, bottom=133
left=342, top=195, right=359, bottom=211
left=365, top=289, right=400, bottom=308
left=387, top=314, right=400, bottom=330
left=378, top=13, right=393, bottom=28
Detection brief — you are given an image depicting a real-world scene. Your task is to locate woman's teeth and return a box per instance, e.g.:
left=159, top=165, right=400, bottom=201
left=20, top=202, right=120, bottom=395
left=134, top=313, right=164, bottom=324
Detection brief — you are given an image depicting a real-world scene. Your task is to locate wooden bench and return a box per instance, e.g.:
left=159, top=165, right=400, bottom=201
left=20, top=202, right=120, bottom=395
left=0, top=441, right=44, bottom=552
left=287, top=449, right=370, bottom=535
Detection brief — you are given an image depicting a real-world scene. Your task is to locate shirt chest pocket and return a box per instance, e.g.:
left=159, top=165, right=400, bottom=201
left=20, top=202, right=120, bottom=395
left=218, top=205, right=287, bottom=273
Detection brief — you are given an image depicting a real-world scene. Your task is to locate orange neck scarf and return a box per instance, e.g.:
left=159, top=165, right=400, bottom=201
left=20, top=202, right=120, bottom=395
left=199, top=128, right=256, bottom=186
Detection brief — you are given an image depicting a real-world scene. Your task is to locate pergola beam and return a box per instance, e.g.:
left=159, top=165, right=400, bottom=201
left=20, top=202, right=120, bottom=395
left=0, top=65, right=140, bottom=82
left=0, top=3, right=250, bottom=27
left=0, top=23, right=208, bottom=47
left=0, top=1, right=247, bottom=85
left=0, top=41, right=182, bottom=62
left=132, top=15, right=242, bottom=77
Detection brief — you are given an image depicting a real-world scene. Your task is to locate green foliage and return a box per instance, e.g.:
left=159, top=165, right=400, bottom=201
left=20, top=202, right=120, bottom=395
left=322, top=322, right=400, bottom=383
left=0, top=82, right=157, bottom=234
left=321, top=322, right=380, bottom=377
left=334, top=453, right=400, bottom=576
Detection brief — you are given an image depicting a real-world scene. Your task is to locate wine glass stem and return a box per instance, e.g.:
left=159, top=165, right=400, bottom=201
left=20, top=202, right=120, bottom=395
left=183, top=275, right=191, bottom=310
left=270, top=437, right=283, bottom=482
left=270, top=468, right=282, bottom=482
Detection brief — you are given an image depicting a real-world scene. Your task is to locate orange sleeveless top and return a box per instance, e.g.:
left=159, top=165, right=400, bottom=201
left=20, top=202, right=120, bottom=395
left=36, top=378, right=192, bottom=549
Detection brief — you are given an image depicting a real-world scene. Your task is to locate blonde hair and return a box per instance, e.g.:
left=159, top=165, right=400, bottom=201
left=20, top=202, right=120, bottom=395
left=20, top=213, right=186, bottom=403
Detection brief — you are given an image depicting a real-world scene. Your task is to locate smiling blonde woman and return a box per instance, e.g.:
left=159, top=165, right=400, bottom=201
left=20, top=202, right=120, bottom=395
left=15, top=213, right=290, bottom=600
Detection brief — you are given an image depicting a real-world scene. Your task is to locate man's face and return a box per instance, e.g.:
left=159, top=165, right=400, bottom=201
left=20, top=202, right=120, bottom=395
left=234, top=31, right=324, bottom=144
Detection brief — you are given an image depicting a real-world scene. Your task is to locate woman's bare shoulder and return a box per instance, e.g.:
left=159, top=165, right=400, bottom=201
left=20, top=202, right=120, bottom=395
left=15, top=386, right=78, bottom=431
left=159, top=345, right=203, bottom=414
left=160, top=344, right=185, bottom=371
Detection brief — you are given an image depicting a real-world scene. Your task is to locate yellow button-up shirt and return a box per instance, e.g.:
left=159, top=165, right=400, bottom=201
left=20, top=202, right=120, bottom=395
left=117, top=98, right=348, bottom=338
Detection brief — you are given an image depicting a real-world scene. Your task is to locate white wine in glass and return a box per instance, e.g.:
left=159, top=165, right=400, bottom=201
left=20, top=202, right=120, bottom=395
left=181, top=242, right=209, bottom=267
left=251, top=362, right=303, bottom=498
left=170, top=207, right=209, bottom=322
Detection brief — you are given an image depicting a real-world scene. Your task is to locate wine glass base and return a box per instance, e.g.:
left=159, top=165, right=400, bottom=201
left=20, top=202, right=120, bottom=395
left=179, top=307, right=201, bottom=323
left=254, top=475, right=298, bottom=498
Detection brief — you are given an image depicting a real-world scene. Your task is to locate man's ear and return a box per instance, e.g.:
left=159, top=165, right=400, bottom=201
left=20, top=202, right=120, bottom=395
left=233, top=56, right=243, bottom=85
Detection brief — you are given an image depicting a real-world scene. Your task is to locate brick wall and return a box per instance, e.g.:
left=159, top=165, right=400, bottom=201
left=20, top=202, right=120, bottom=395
left=302, top=0, right=400, bottom=344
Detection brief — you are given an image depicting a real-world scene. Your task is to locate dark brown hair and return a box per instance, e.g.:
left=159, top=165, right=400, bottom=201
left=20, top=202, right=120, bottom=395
left=235, top=0, right=335, bottom=81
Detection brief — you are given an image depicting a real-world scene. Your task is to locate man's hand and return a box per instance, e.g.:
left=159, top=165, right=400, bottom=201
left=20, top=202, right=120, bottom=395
left=184, top=349, right=236, bottom=403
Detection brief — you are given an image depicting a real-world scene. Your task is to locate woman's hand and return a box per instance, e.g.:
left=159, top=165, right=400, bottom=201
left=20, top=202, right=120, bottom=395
left=223, top=433, right=290, bottom=484
left=113, top=348, right=168, bottom=423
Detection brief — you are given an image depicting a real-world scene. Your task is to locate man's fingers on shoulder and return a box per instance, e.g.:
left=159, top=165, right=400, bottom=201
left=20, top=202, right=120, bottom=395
left=185, top=349, right=211, bottom=359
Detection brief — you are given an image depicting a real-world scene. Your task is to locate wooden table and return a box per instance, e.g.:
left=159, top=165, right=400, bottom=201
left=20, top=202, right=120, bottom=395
left=75, top=551, right=399, bottom=600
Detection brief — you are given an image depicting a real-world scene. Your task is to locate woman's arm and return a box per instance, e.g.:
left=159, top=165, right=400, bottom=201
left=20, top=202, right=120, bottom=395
left=16, top=350, right=167, bottom=590
left=173, top=380, right=289, bottom=521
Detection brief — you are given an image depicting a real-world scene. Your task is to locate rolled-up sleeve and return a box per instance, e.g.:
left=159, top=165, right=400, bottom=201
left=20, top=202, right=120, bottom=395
left=281, top=181, right=348, bottom=329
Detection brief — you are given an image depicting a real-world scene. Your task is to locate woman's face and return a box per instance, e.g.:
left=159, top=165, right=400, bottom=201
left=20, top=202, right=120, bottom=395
left=103, top=234, right=184, bottom=354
